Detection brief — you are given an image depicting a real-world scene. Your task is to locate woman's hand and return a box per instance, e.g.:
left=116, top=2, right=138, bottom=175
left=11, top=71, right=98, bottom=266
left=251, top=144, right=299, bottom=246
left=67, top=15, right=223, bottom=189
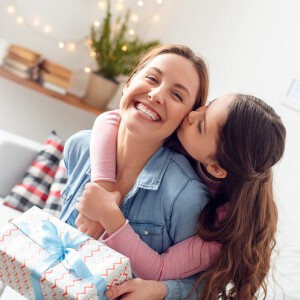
left=76, top=182, right=126, bottom=235
left=105, top=278, right=167, bottom=300
left=75, top=213, right=104, bottom=239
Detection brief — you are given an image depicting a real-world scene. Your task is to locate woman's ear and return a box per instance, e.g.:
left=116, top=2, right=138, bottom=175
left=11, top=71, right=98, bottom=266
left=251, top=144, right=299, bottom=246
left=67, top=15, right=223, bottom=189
left=206, top=161, right=227, bottom=179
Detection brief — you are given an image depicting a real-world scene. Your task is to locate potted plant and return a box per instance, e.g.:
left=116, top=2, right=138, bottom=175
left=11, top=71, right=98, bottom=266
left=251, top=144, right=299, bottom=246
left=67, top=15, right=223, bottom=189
left=84, top=0, right=160, bottom=110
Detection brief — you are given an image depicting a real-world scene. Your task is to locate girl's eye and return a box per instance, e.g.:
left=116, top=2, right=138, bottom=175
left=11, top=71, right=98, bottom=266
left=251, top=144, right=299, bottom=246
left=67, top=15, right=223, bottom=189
left=172, top=92, right=183, bottom=102
left=197, top=121, right=202, bottom=133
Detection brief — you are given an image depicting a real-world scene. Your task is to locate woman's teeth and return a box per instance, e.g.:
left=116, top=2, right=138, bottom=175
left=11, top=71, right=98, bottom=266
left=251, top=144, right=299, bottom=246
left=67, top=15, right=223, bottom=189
left=136, top=103, right=161, bottom=122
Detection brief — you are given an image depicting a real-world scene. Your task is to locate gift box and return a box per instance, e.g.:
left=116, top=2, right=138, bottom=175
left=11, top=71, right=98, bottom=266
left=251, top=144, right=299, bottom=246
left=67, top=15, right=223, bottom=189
left=0, top=206, right=131, bottom=299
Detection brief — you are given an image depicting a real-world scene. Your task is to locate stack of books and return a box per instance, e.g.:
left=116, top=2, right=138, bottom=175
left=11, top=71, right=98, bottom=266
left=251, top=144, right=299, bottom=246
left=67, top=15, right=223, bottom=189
left=39, top=59, right=73, bottom=95
left=2, top=44, right=41, bottom=80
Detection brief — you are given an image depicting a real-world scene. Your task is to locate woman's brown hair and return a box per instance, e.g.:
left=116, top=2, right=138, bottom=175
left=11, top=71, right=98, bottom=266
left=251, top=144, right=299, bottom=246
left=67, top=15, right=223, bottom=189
left=197, top=94, right=286, bottom=299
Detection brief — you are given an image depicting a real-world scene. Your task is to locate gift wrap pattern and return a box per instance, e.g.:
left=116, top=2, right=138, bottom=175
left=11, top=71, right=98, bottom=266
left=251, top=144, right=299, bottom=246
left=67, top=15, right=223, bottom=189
left=0, top=206, right=132, bottom=299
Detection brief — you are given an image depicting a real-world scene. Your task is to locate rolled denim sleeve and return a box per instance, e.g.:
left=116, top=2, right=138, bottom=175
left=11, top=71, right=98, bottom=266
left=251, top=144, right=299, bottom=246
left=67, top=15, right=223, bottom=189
left=163, top=274, right=204, bottom=300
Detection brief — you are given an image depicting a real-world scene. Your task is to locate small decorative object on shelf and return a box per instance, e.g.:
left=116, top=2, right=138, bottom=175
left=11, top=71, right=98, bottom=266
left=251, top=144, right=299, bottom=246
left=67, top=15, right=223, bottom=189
left=84, top=0, right=160, bottom=110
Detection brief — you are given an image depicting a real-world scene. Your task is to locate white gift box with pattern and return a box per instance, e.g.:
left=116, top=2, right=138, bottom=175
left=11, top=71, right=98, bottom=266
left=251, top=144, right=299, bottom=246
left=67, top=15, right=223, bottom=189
left=0, top=206, right=132, bottom=299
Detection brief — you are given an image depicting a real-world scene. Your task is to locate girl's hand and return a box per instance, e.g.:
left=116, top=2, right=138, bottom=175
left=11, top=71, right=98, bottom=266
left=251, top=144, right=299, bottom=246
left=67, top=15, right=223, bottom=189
left=76, top=182, right=126, bottom=235
left=75, top=213, right=104, bottom=239
left=105, top=278, right=167, bottom=300
left=76, top=182, right=120, bottom=221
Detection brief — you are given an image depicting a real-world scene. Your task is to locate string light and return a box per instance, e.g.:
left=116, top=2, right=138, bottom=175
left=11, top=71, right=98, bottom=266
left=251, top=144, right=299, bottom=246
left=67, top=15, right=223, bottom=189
left=5, top=0, right=164, bottom=72
left=7, top=6, right=15, bottom=13
left=16, top=16, right=24, bottom=24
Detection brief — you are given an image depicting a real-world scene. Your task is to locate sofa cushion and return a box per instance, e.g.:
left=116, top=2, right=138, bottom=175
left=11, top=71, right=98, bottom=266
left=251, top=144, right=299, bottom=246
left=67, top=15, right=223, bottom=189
left=43, top=159, right=67, bottom=217
left=0, top=130, right=41, bottom=197
left=3, top=131, right=64, bottom=212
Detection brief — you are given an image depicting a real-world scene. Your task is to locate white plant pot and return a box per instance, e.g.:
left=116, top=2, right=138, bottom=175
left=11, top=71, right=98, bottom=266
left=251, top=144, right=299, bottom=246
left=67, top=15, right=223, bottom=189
left=84, top=73, right=118, bottom=110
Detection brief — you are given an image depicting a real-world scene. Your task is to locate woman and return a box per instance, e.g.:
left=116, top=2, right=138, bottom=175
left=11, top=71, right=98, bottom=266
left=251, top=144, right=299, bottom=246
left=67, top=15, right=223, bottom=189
left=60, top=44, right=210, bottom=299
left=77, top=94, right=286, bottom=299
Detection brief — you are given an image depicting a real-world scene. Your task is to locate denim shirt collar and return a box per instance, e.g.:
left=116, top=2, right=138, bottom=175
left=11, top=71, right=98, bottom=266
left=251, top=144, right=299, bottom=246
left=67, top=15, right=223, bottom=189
left=130, top=146, right=172, bottom=192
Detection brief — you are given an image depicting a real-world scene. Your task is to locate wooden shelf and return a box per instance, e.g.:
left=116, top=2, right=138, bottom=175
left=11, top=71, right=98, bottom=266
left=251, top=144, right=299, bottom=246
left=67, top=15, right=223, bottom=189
left=0, top=66, right=103, bottom=115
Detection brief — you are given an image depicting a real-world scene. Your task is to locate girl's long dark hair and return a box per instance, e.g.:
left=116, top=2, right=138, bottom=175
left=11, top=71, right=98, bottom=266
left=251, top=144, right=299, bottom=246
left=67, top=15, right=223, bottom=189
left=196, top=94, right=286, bottom=299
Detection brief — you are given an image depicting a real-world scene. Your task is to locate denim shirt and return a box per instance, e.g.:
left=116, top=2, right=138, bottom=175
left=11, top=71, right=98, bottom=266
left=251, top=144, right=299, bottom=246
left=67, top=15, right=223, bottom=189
left=60, top=130, right=209, bottom=299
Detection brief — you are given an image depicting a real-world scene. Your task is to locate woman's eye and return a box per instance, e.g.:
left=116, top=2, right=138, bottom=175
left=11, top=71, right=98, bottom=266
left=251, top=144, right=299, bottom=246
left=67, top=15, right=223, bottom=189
left=172, top=92, right=183, bottom=102
left=145, top=75, right=158, bottom=83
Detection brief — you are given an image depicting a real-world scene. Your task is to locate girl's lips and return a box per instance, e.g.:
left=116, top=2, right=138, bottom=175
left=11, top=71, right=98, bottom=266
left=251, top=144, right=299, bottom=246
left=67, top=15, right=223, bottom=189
left=134, top=101, right=162, bottom=122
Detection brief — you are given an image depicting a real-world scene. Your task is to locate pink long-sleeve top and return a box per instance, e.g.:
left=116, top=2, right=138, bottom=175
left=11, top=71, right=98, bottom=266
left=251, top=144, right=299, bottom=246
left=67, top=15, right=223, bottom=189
left=90, top=110, right=226, bottom=280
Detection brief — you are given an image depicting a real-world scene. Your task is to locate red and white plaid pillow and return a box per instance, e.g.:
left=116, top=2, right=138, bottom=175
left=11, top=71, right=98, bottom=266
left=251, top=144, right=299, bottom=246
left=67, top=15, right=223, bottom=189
left=4, top=131, right=64, bottom=212
left=43, top=159, right=67, bottom=217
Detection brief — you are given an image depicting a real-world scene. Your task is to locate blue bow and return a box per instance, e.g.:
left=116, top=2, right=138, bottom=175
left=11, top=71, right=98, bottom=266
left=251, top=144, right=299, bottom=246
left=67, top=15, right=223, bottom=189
left=12, top=219, right=107, bottom=300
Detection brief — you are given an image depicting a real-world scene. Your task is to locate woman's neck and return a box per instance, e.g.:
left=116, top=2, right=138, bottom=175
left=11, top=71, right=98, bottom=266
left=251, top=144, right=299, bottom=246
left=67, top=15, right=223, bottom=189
left=115, top=121, right=162, bottom=198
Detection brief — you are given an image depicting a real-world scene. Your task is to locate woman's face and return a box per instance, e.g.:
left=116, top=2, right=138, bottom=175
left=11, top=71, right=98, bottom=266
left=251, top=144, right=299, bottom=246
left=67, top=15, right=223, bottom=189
left=119, top=53, right=200, bottom=144
left=177, top=94, right=235, bottom=165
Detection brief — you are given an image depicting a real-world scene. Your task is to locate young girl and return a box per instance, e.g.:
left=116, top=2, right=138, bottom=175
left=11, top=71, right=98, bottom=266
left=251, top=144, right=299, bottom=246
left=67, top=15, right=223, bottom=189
left=76, top=93, right=286, bottom=299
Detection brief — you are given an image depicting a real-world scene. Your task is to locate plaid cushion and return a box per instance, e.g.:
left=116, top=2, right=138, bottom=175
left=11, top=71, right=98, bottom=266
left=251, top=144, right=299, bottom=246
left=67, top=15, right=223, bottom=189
left=4, top=131, right=64, bottom=212
left=43, top=159, right=67, bottom=217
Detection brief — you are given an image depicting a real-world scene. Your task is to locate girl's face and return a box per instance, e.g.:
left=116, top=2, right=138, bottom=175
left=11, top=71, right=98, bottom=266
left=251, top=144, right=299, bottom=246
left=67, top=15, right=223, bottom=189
left=119, top=53, right=200, bottom=144
left=178, top=94, right=235, bottom=166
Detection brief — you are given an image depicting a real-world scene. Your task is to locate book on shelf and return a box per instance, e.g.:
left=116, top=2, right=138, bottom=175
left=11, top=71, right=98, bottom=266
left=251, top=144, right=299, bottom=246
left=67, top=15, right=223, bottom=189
left=5, top=52, right=40, bottom=68
left=39, top=70, right=71, bottom=89
left=40, top=59, right=72, bottom=81
left=41, top=80, right=67, bottom=95
left=8, top=44, right=41, bottom=64
left=2, top=63, right=38, bottom=80
left=4, top=56, right=38, bottom=72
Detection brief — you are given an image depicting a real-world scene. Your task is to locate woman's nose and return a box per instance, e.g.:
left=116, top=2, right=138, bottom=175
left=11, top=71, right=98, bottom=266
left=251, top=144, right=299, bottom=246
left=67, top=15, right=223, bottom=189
left=148, top=88, right=164, bottom=104
left=187, top=111, right=198, bottom=124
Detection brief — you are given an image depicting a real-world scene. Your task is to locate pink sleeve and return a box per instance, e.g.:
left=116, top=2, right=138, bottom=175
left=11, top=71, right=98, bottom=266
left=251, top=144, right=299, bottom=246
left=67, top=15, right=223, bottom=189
left=102, top=222, right=222, bottom=280
left=90, top=109, right=120, bottom=182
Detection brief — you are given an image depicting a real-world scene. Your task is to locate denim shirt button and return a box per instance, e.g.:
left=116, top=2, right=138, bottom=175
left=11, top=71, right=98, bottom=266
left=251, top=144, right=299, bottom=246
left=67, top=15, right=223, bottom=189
left=144, top=230, right=149, bottom=235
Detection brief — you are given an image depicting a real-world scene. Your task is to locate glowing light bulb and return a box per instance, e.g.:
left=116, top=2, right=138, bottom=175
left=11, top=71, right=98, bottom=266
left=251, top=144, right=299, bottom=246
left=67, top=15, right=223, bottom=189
left=16, top=16, right=24, bottom=24
left=157, top=0, right=163, bottom=4
left=131, top=14, right=139, bottom=22
left=152, top=14, right=160, bottom=22
left=129, top=29, right=135, bottom=36
left=68, top=43, right=76, bottom=52
left=33, top=19, right=40, bottom=26
left=116, top=3, right=124, bottom=11
left=137, top=1, right=144, bottom=7
left=98, top=1, right=106, bottom=9
left=84, top=67, right=91, bottom=73
left=58, top=42, right=65, bottom=49
left=94, top=21, right=101, bottom=27
left=44, top=25, right=52, bottom=33
left=122, top=45, right=128, bottom=52
left=7, top=6, right=15, bottom=14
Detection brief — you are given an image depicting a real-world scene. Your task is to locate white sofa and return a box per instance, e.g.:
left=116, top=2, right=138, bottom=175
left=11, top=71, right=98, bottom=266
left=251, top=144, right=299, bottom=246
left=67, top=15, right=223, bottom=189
left=0, top=130, right=42, bottom=299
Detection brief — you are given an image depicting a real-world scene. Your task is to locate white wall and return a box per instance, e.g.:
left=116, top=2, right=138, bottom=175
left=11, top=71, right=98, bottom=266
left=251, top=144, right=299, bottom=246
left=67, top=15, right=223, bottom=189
left=0, top=0, right=299, bottom=297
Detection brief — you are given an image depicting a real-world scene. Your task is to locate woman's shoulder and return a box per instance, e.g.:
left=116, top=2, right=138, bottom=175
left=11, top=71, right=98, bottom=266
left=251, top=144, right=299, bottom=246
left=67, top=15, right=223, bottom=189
left=64, top=130, right=91, bottom=160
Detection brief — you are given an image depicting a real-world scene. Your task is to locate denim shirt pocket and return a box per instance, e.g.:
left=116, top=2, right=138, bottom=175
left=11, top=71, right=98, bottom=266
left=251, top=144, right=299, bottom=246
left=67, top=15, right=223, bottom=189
left=130, top=222, right=164, bottom=254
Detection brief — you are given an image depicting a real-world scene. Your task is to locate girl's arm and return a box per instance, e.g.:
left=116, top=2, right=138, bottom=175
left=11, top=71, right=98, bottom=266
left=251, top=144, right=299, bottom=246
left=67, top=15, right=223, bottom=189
left=76, top=183, right=223, bottom=281
left=90, top=109, right=121, bottom=186
left=76, top=110, right=120, bottom=239
left=102, top=221, right=221, bottom=280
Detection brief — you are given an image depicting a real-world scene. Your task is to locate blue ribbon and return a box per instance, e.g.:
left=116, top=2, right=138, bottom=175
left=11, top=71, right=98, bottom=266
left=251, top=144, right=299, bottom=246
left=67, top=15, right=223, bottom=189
left=11, top=219, right=107, bottom=300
